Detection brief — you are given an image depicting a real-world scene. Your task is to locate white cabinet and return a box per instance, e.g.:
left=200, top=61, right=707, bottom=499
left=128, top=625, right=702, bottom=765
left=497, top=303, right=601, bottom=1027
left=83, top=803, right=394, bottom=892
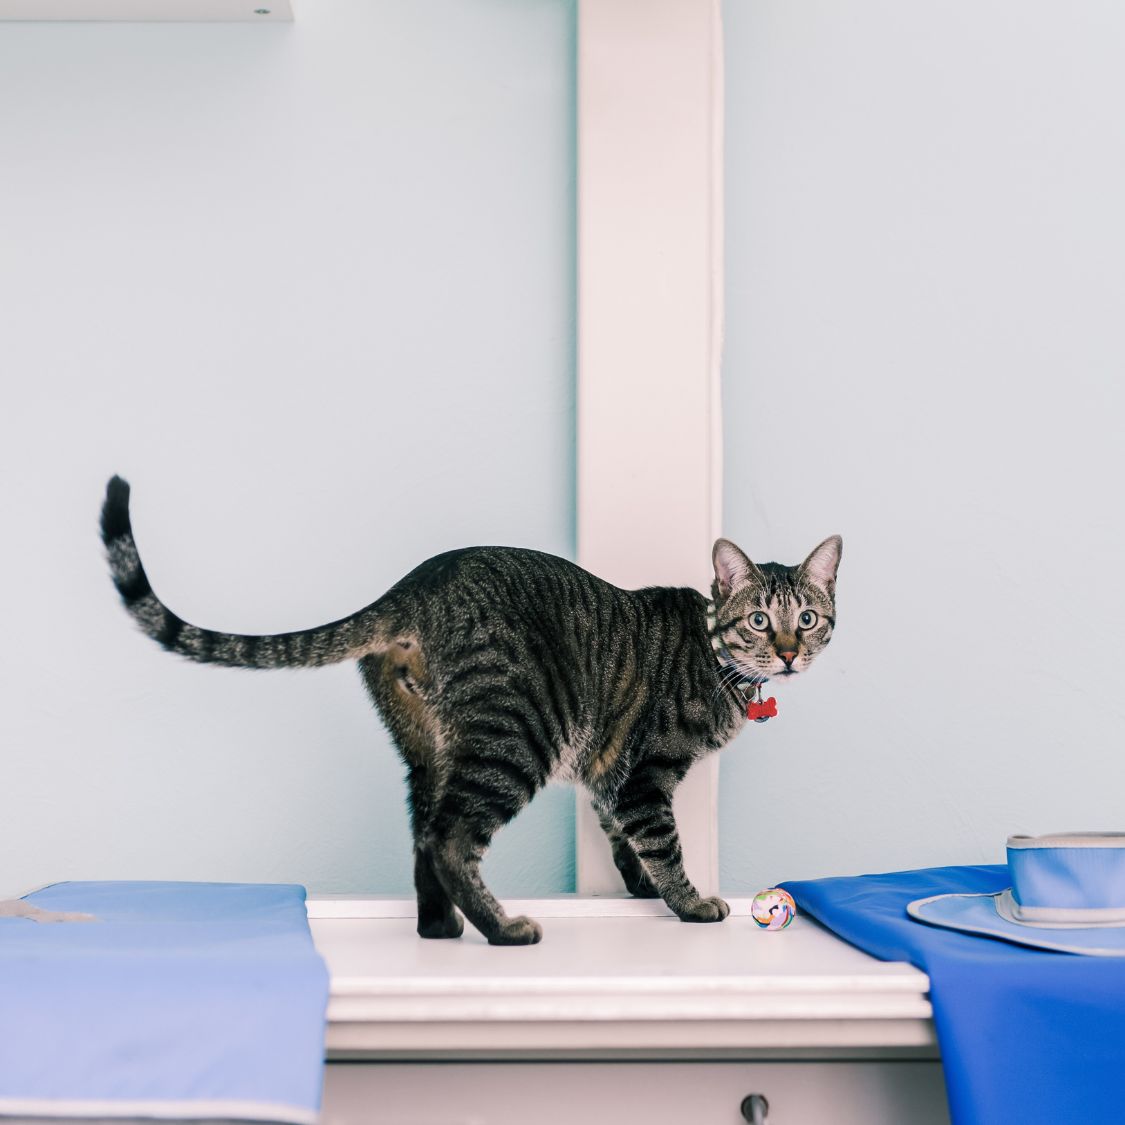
left=309, top=898, right=949, bottom=1125
left=322, top=1061, right=949, bottom=1125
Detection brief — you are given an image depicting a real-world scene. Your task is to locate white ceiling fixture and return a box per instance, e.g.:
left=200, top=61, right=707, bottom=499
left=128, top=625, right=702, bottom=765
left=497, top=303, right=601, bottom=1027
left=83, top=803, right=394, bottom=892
left=0, top=0, right=292, bottom=20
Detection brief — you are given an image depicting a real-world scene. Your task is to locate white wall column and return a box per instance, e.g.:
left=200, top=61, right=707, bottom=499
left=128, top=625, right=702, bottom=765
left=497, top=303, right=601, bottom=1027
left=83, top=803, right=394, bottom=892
left=576, top=0, right=725, bottom=895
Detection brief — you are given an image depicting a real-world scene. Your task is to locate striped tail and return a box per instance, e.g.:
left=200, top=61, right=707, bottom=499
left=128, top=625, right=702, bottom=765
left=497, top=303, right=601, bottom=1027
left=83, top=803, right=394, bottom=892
left=100, top=475, right=381, bottom=669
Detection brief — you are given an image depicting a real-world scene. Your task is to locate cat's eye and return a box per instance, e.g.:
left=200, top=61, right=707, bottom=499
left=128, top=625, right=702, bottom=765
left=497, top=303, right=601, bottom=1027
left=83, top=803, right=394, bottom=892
left=748, top=611, right=770, bottom=631
left=799, top=610, right=818, bottom=630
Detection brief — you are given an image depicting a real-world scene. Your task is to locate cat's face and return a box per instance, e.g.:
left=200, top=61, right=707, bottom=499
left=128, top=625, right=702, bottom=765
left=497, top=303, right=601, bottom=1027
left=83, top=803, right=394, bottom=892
left=710, top=536, right=842, bottom=682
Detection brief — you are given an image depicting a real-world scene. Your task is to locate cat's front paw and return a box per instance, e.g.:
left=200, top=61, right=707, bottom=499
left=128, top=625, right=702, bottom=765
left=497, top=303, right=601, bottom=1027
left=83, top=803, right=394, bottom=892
left=488, top=915, right=543, bottom=946
left=677, top=895, right=730, bottom=923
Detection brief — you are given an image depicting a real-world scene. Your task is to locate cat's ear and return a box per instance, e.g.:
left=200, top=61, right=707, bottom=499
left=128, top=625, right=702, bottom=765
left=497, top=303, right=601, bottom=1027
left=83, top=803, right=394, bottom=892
left=712, top=539, right=760, bottom=598
left=799, top=535, right=843, bottom=593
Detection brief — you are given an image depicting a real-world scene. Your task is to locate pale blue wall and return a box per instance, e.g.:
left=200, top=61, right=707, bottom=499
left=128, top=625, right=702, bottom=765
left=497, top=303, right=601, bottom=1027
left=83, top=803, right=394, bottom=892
left=0, top=0, right=576, bottom=897
left=721, top=0, right=1125, bottom=892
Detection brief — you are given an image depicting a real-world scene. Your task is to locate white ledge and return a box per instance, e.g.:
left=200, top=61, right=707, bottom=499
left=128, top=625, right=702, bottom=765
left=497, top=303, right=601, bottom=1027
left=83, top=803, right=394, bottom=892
left=310, top=893, right=761, bottom=920
left=309, top=898, right=936, bottom=1060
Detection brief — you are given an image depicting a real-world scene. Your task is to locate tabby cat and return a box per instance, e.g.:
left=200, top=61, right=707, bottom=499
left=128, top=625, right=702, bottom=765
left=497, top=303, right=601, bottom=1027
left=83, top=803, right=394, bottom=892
left=101, top=475, right=841, bottom=945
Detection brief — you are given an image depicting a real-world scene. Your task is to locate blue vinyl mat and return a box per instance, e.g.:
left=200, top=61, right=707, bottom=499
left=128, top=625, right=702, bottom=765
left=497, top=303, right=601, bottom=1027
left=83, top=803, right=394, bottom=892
left=784, top=865, right=1125, bottom=1125
left=0, top=881, right=329, bottom=1123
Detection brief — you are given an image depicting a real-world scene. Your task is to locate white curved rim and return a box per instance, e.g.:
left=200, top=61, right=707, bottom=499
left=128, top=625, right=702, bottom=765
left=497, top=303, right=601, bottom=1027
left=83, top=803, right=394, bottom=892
left=907, top=893, right=1125, bottom=957
left=1007, top=833, right=1125, bottom=849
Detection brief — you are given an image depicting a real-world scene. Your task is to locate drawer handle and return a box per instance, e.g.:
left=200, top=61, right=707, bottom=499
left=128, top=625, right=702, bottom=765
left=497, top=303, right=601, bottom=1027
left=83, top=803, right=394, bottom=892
left=740, top=1093, right=770, bottom=1124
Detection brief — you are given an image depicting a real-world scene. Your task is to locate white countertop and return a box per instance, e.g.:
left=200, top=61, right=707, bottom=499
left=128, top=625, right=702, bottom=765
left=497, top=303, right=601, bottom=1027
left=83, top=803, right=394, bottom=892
left=308, top=898, right=936, bottom=1060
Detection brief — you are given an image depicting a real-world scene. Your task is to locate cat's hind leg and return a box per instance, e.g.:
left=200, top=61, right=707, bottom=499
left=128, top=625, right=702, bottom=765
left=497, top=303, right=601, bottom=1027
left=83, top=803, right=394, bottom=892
left=357, top=651, right=464, bottom=940
left=596, top=807, right=660, bottom=898
left=425, top=729, right=549, bottom=945
left=424, top=830, right=542, bottom=946
left=414, top=847, right=463, bottom=939
left=407, top=764, right=464, bottom=939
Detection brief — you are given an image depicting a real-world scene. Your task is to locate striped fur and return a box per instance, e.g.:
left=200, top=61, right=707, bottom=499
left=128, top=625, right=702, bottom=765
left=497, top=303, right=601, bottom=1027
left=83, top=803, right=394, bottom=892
left=101, top=476, right=841, bottom=945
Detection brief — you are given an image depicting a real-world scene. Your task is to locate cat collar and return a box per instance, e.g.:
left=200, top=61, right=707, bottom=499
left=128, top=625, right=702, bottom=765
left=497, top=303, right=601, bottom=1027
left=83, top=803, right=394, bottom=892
left=705, top=600, right=778, bottom=723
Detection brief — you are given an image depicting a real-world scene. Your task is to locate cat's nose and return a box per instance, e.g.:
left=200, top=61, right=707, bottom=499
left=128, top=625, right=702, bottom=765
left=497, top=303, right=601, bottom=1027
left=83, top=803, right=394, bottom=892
left=778, top=650, right=797, bottom=666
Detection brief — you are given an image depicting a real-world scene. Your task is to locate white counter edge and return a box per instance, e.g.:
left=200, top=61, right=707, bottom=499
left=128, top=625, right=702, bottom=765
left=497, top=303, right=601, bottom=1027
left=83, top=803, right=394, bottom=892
left=311, top=897, right=938, bottom=1058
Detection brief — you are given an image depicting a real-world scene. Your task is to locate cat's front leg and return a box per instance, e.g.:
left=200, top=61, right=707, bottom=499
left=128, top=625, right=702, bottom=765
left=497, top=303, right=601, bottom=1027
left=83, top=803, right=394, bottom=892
left=609, top=781, right=729, bottom=923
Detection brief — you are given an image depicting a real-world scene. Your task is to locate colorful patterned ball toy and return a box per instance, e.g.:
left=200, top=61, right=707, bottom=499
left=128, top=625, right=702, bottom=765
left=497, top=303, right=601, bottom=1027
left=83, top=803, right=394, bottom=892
left=751, top=888, right=797, bottom=931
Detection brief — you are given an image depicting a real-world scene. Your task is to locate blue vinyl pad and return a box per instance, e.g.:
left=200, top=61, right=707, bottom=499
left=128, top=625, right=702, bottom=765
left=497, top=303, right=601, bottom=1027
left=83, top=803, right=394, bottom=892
left=0, top=881, right=329, bottom=1123
left=783, top=866, right=1125, bottom=1125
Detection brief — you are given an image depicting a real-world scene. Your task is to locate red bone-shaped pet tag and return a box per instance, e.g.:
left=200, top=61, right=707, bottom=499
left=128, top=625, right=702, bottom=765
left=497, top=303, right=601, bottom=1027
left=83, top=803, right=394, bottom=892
left=747, top=696, right=778, bottom=722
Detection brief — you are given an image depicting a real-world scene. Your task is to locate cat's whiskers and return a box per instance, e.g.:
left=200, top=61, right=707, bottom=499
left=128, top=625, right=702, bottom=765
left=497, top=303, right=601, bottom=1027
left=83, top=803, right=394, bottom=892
left=710, top=663, right=748, bottom=710
left=708, top=667, right=736, bottom=708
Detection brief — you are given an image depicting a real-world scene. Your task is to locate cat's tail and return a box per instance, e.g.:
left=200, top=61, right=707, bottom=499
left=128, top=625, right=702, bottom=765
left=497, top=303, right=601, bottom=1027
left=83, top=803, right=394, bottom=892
left=100, top=475, right=384, bottom=669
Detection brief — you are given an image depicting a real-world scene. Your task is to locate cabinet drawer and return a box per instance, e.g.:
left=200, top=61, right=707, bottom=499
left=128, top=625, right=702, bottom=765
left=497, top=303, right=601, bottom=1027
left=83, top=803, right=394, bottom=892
left=322, top=1060, right=950, bottom=1125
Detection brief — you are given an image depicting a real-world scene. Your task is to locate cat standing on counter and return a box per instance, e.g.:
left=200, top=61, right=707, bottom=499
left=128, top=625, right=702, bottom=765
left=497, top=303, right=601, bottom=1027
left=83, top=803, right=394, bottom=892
left=101, top=476, right=841, bottom=946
